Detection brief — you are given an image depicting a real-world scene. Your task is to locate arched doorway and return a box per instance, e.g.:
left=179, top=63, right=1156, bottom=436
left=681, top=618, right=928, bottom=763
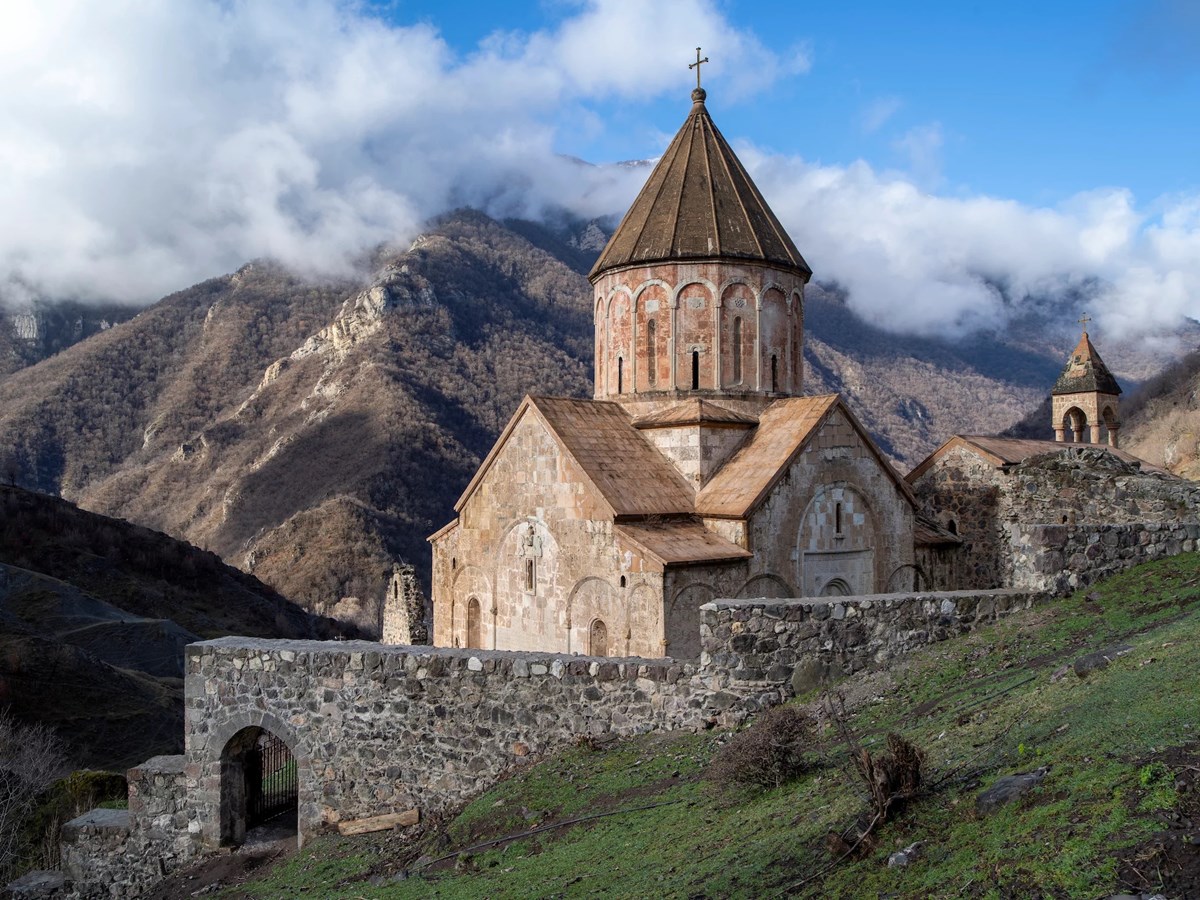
left=219, top=726, right=298, bottom=846
left=588, top=618, right=608, bottom=656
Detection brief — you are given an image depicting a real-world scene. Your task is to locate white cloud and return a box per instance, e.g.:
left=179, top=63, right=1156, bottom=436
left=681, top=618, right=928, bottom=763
left=891, top=122, right=944, bottom=188
left=739, top=144, right=1200, bottom=337
left=860, top=96, right=902, bottom=133
left=0, top=0, right=789, bottom=305
left=0, top=0, right=1196, bottom=345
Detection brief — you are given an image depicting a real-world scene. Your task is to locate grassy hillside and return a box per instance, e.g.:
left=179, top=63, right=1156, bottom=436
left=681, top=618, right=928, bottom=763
left=175, top=552, right=1200, bottom=899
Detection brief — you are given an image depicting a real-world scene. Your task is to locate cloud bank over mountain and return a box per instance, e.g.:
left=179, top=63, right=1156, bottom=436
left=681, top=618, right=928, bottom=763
left=1, top=0, right=1196, bottom=339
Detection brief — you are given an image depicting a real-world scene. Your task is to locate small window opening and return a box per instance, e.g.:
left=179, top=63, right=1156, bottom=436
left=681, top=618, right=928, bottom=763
left=647, top=320, right=657, bottom=386
left=771, top=354, right=778, bottom=392
left=947, top=520, right=957, bottom=535
left=617, top=357, right=623, bottom=394
left=451, top=557, right=457, bottom=570
left=467, top=597, right=481, bottom=650
left=835, top=501, right=843, bottom=535
left=589, top=618, right=608, bottom=657
left=619, top=575, right=626, bottom=588
left=691, top=350, right=700, bottom=390
left=732, top=316, right=743, bottom=383
left=525, top=558, right=536, bottom=592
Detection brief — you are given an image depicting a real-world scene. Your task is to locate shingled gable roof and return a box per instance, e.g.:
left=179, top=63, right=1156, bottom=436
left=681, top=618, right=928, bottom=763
left=453, top=395, right=696, bottom=518
left=695, top=394, right=916, bottom=518
left=615, top=519, right=752, bottom=567
left=1052, top=332, right=1123, bottom=396
left=632, top=398, right=758, bottom=429
left=589, top=89, right=812, bottom=281
left=905, top=434, right=1166, bottom=483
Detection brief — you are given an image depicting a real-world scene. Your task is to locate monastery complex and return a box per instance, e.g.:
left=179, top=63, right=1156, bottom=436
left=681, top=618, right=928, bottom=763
left=26, top=75, right=1200, bottom=900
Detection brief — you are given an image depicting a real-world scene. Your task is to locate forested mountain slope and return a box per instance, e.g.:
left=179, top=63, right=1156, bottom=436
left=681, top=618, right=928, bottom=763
left=0, top=210, right=1190, bottom=629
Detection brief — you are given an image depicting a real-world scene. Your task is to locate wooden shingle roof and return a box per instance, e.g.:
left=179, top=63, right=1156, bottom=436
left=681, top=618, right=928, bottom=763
left=454, top=396, right=695, bottom=518
left=615, top=518, right=752, bottom=567
left=589, top=90, right=811, bottom=281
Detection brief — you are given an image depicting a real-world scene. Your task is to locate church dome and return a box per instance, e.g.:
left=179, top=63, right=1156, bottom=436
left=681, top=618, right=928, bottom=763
left=589, top=90, right=811, bottom=281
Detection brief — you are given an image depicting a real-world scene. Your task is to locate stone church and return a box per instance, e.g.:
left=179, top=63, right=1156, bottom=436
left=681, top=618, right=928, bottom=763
left=428, top=84, right=918, bottom=659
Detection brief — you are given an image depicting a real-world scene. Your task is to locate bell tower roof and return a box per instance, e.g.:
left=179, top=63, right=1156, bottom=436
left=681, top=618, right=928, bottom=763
left=589, top=88, right=811, bottom=282
left=1052, top=328, right=1122, bottom=396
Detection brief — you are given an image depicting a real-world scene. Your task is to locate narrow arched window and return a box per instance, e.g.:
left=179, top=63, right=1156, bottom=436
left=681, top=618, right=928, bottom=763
left=466, top=597, right=481, bottom=650
left=692, top=350, right=700, bottom=390
left=617, top=356, right=623, bottom=394
left=732, top=316, right=743, bottom=383
left=771, top=354, right=778, bottom=392
left=835, top=501, right=843, bottom=535
left=646, top=319, right=657, bottom=386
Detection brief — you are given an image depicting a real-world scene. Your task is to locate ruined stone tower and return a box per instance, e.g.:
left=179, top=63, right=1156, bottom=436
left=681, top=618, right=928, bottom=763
left=588, top=86, right=812, bottom=420
left=1051, top=325, right=1122, bottom=446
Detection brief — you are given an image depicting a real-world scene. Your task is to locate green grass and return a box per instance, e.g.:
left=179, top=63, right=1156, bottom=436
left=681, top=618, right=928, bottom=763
left=220, top=553, right=1200, bottom=899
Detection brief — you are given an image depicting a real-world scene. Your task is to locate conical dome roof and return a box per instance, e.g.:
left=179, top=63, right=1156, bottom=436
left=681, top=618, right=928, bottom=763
left=589, top=89, right=811, bottom=281
left=1052, top=331, right=1122, bottom=396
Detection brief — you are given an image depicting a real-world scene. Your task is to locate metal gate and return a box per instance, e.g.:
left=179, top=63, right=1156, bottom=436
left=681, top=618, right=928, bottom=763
left=245, top=732, right=297, bottom=829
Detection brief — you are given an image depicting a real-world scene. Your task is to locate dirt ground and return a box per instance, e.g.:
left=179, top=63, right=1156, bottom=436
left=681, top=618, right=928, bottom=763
left=139, top=822, right=298, bottom=899
left=1117, top=744, right=1200, bottom=899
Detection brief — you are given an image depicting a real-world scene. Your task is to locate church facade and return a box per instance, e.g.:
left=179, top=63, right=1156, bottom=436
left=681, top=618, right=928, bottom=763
left=428, top=86, right=917, bottom=659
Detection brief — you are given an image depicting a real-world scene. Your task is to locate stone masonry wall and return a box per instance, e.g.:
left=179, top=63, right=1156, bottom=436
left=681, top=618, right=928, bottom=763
left=912, top=445, right=1200, bottom=591
left=183, top=640, right=717, bottom=851
left=58, top=586, right=1041, bottom=897
left=60, top=756, right=196, bottom=899
left=699, top=589, right=1042, bottom=695
left=1009, top=523, right=1200, bottom=594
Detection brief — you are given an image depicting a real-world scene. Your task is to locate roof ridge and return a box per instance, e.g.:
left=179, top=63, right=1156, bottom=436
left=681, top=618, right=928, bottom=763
left=708, top=110, right=765, bottom=259
left=699, top=108, right=722, bottom=257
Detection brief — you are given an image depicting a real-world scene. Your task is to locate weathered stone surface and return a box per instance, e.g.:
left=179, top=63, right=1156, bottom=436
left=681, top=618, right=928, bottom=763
left=976, top=767, right=1050, bottom=815
left=1073, top=643, right=1134, bottom=677
left=6, top=870, right=66, bottom=897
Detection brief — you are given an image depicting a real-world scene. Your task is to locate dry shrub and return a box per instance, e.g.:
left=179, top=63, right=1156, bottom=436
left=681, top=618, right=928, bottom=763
left=708, top=706, right=817, bottom=788
left=855, top=732, right=926, bottom=823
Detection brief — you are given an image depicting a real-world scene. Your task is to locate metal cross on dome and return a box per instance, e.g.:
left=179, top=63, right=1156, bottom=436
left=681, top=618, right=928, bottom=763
left=1079, top=313, right=1091, bottom=334
left=689, top=47, right=709, bottom=89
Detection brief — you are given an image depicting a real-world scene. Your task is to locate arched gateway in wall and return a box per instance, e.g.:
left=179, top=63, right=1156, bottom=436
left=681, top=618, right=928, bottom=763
left=202, top=712, right=315, bottom=849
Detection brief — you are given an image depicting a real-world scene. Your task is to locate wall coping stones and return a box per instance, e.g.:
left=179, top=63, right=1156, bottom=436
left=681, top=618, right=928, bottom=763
left=702, top=588, right=1038, bottom=612
left=61, top=808, right=129, bottom=840
left=128, top=755, right=186, bottom=777
left=188, top=637, right=699, bottom=669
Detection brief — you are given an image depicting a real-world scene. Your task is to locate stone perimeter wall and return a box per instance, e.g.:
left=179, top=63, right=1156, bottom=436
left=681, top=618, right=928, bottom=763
left=55, top=587, right=1039, bottom=898
left=1010, top=522, right=1200, bottom=594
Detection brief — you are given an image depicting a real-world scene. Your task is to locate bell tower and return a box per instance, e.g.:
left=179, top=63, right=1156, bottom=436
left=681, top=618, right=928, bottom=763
left=588, top=57, right=812, bottom=419
left=1051, top=317, right=1122, bottom=447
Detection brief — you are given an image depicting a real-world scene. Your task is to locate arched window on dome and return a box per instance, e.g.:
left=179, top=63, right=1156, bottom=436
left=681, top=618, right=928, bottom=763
left=771, top=354, right=779, bottom=392
left=692, top=350, right=700, bottom=390
left=732, top=316, right=743, bottom=383
left=646, top=319, right=657, bottom=386
left=617, top=357, right=624, bottom=394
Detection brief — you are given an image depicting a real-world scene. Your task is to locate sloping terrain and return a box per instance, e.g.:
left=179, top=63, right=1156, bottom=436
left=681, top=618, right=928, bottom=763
left=0, top=300, right=140, bottom=377
left=0, top=484, right=351, bottom=768
left=0, top=210, right=1192, bottom=629
left=1122, top=350, right=1200, bottom=479
left=166, top=552, right=1200, bottom=899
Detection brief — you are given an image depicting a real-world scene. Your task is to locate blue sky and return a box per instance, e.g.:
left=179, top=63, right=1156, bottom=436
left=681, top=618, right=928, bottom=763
left=382, top=0, right=1200, bottom=205
left=1, top=0, right=1197, bottom=338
